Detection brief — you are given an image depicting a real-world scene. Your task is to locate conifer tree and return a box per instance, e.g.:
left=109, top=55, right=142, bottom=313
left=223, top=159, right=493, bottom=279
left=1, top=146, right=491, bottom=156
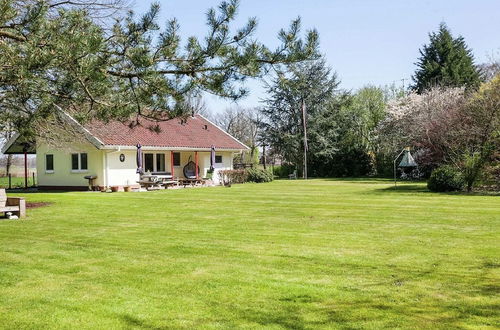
left=0, top=0, right=319, bottom=140
left=412, top=23, right=481, bottom=93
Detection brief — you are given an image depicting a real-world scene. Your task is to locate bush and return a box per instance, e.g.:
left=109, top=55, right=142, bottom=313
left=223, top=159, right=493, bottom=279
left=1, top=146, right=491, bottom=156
left=272, top=164, right=295, bottom=178
left=246, top=168, right=273, bottom=183
left=427, top=166, right=465, bottom=192
left=218, top=169, right=247, bottom=186
left=218, top=168, right=273, bottom=185
left=310, top=147, right=373, bottom=177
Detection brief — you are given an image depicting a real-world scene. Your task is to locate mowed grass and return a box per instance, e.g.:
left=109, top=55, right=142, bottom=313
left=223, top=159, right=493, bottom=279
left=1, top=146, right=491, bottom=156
left=0, top=175, right=36, bottom=188
left=0, top=179, right=498, bottom=329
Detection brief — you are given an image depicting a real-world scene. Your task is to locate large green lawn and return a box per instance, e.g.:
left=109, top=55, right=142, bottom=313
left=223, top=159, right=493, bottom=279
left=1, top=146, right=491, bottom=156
left=0, top=179, right=498, bottom=329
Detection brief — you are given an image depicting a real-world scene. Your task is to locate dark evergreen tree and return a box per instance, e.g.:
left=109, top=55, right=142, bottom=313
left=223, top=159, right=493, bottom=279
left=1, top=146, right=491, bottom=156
left=259, top=59, right=376, bottom=177
left=412, top=23, right=481, bottom=93
left=259, top=59, right=339, bottom=175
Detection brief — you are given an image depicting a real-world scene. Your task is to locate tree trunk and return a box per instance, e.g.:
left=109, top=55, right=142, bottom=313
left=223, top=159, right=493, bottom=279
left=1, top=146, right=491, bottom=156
left=5, top=154, right=12, bottom=176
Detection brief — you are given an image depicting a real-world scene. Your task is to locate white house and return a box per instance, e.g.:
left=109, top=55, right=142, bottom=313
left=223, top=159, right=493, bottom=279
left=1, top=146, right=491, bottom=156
left=2, top=111, right=248, bottom=190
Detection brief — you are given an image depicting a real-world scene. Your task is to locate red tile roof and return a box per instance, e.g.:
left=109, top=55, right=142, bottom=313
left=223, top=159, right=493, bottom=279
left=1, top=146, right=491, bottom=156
left=85, top=115, right=248, bottom=150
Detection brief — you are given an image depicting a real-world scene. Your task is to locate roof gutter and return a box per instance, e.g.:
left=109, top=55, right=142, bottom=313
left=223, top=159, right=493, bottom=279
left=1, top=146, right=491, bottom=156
left=53, top=105, right=105, bottom=149
left=1, top=133, right=20, bottom=154
left=99, top=145, right=246, bottom=152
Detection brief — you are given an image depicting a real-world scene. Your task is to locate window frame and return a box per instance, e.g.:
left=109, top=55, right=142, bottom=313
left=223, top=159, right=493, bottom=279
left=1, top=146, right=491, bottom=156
left=156, top=153, right=166, bottom=172
left=144, top=153, right=154, bottom=173
left=45, top=154, right=54, bottom=173
left=70, top=153, right=89, bottom=173
left=215, top=155, right=223, bottom=164
left=80, top=153, right=88, bottom=171
left=173, top=152, right=181, bottom=167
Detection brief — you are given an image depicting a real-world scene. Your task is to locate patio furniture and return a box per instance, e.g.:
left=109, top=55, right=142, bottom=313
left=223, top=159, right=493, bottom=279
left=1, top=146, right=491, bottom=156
left=288, top=170, right=297, bottom=180
left=161, top=180, right=179, bottom=189
left=137, top=174, right=162, bottom=190
left=83, top=175, right=97, bottom=191
left=0, top=189, right=26, bottom=218
left=178, top=178, right=204, bottom=187
left=152, top=172, right=173, bottom=179
left=183, top=159, right=199, bottom=179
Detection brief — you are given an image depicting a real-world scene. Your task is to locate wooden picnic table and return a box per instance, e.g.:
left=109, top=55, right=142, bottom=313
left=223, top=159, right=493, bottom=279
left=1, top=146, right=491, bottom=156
left=138, top=174, right=179, bottom=190
left=162, top=180, right=179, bottom=189
left=137, top=174, right=162, bottom=190
left=178, top=178, right=204, bottom=187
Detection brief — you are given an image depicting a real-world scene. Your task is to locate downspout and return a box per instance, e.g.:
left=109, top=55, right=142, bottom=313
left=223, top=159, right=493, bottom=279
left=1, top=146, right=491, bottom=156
left=103, top=150, right=108, bottom=188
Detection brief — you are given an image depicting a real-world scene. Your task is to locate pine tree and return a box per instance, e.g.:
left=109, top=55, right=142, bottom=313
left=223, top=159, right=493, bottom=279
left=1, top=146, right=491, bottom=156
left=0, top=0, right=319, bottom=141
left=412, top=23, right=481, bottom=93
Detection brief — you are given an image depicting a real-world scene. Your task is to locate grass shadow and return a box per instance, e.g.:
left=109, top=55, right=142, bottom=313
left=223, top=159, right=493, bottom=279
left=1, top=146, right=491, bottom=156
left=375, top=184, right=430, bottom=194
left=371, top=184, right=500, bottom=197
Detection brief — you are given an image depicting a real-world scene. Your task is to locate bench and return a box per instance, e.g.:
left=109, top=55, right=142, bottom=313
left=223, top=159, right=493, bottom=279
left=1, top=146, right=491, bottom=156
left=0, top=189, right=26, bottom=218
left=136, top=180, right=162, bottom=190
left=178, top=178, right=204, bottom=187
left=161, top=180, right=179, bottom=189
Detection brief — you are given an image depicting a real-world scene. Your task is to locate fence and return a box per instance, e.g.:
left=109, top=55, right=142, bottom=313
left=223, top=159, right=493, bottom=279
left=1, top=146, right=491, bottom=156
left=0, top=172, right=37, bottom=189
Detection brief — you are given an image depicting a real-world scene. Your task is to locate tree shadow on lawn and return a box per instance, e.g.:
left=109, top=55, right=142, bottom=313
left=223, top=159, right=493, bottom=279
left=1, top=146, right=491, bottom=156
left=314, top=177, right=395, bottom=183
left=229, top=294, right=498, bottom=329
left=369, top=185, right=499, bottom=197
left=5, top=189, right=73, bottom=194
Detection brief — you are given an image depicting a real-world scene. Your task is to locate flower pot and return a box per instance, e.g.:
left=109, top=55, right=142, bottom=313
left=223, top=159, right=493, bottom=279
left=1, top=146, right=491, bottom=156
left=124, top=186, right=131, bottom=192
left=110, top=186, right=120, bottom=192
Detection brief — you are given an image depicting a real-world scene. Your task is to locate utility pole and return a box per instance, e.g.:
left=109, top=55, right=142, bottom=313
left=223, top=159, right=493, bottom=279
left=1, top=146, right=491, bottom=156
left=262, top=144, right=266, bottom=170
left=302, top=99, right=308, bottom=179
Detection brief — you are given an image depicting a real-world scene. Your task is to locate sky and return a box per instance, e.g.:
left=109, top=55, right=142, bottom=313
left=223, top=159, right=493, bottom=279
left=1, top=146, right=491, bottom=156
left=133, top=0, right=500, bottom=113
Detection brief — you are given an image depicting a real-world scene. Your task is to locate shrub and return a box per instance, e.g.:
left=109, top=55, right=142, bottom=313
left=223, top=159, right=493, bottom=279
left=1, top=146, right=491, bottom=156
left=461, top=152, right=485, bottom=192
left=427, top=166, right=465, bottom=192
left=246, top=168, right=273, bottom=183
left=218, top=168, right=273, bottom=185
left=272, top=164, right=297, bottom=178
left=218, top=170, right=247, bottom=186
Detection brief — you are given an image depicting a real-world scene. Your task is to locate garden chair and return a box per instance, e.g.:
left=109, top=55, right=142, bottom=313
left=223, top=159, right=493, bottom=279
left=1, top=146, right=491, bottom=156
left=0, top=189, right=26, bottom=218
left=288, top=170, right=297, bottom=180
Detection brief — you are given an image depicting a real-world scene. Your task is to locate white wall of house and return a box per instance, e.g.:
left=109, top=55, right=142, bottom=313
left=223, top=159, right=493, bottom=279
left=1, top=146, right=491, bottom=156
left=36, top=144, right=235, bottom=188
left=105, top=149, right=138, bottom=187
left=211, top=151, right=233, bottom=185
left=105, top=149, right=234, bottom=186
left=36, top=142, right=104, bottom=188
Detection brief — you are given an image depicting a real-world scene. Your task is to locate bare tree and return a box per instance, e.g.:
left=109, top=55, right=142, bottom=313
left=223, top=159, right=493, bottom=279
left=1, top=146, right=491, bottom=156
left=479, top=51, right=500, bottom=82
left=181, top=93, right=210, bottom=117
left=213, top=106, right=260, bottom=164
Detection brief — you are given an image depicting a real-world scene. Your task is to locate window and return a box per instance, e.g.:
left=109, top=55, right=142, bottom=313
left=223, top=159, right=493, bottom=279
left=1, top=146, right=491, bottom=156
left=45, top=154, right=54, bottom=172
left=71, top=154, right=79, bottom=170
left=173, top=152, right=181, bottom=166
left=215, top=155, right=223, bottom=164
left=71, top=153, right=88, bottom=171
left=80, top=153, right=88, bottom=170
left=144, top=153, right=154, bottom=172
left=156, top=153, right=165, bottom=172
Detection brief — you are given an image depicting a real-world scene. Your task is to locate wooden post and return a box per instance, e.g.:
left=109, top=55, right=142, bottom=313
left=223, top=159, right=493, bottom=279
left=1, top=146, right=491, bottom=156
left=195, top=151, right=199, bottom=179
left=24, top=151, right=28, bottom=189
left=263, top=145, right=266, bottom=170
left=302, top=99, right=308, bottom=180
left=170, top=151, right=174, bottom=178
left=32, top=172, right=36, bottom=187
left=8, top=173, right=11, bottom=189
